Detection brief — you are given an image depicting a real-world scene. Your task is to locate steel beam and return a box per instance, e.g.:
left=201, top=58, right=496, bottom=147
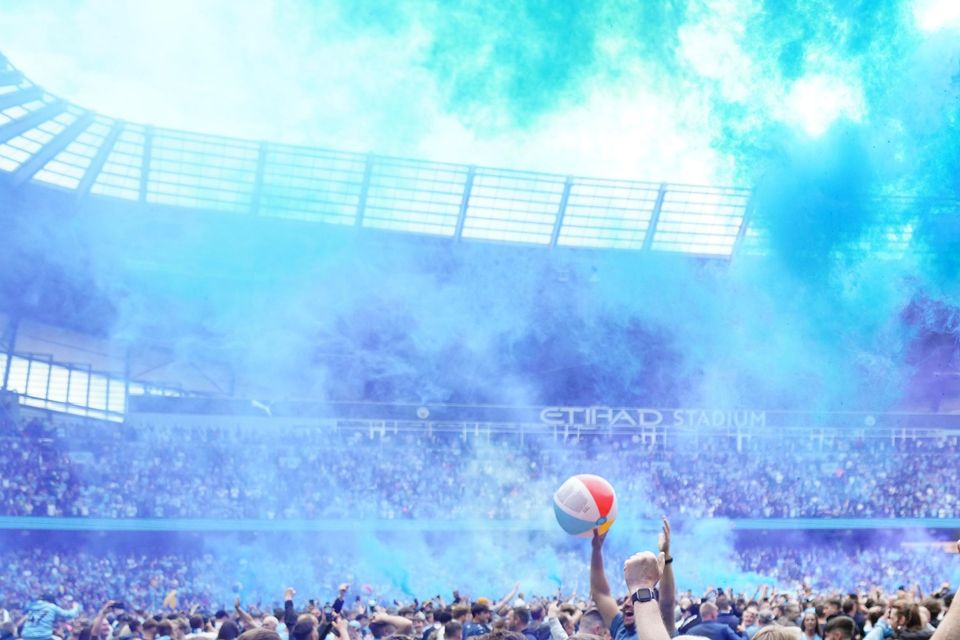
left=642, top=183, right=668, bottom=252
left=0, top=70, right=24, bottom=86
left=0, top=86, right=42, bottom=111
left=454, top=166, right=476, bottom=240
left=10, top=112, right=94, bottom=185
left=138, top=126, right=153, bottom=202
left=76, top=121, right=122, bottom=197
left=355, top=153, right=374, bottom=226
left=0, top=101, right=65, bottom=144
left=550, top=176, right=573, bottom=247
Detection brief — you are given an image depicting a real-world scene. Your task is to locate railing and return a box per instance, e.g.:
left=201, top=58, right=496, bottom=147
left=0, top=52, right=752, bottom=257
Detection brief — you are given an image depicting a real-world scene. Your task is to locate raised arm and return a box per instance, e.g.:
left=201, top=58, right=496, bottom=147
left=495, top=583, right=520, bottom=613
left=235, top=598, right=258, bottom=629
left=658, top=517, right=677, bottom=637
left=590, top=528, right=620, bottom=628
left=333, top=584, right=349, bottom=614
left=283, top=587, right=298, bottom=632
left=932, top=540, right=960, bottom=640
left=54, top=600, right=82, bottom=620
left=624, top=551, right=670, bottom=640
left=91, top=601, right=116, bottom=639
left=545, top=601, right=569, bottom=640
left=370, top=613, right=413, bottom=634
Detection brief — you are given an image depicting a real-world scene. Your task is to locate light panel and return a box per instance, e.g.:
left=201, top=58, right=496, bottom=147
left=362, top=156, right=465, bottom=237
left=651, top=186, right=749, bottom=256
left=461, top=168, right=564, bottom=244
left=558, top=178, right=661, bottom=249
left=259, top=145, right=365, bottom=224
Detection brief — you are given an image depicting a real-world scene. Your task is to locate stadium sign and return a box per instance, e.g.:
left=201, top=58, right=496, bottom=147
left=539, top=406, right=767, bottom=428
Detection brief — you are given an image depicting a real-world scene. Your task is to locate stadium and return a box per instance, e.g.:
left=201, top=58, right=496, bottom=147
left=0, top=4, right=959, bottom=640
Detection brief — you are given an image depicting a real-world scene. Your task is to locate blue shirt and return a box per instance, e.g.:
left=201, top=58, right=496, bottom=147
left=610, top=613, right=636, bottom=640
left=463, top=623, right=490, bottom=639
left=21, top=601, right=80, bottom=640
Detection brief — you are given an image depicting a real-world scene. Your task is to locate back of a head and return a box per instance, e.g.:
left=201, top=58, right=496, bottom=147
left=512, top=608, right=530, bottom=628
left=445, top=622, right=463, bottom=639
left=716, top=596, right=730, bottom=612
left=922, top=598, right=942, bottom=619
left=452, top=606, right=470, bottom=622
left=841, top=600, right=857, bottom=616
left=189, top=616, right=204, bottom=631
left=158, top=621, right=175, bottom=638
left=754, top=626, right=800, bottom=640
left=579, top=610, right=604, bottom=637
left=824, top=616, right=856, bottom=640
left=699, top=602, right=719, bottom=621
left=368, top=621, right=395, bottom=640
left=218, top=622, right=241, bottom=640
left=238, top=630, right=281, bottom=640
left=890, top=601, right=923, bottom=632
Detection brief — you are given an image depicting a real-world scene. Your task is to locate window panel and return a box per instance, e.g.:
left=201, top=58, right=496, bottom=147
left=67, top=369, right=89, bottom=407
left=47, top=365, right=69, bottom=403
left=88, top=374, right=108, bottom=410
left=108, top=377, right=126, bottom=413
left=6, top=356, right=28, bottom=394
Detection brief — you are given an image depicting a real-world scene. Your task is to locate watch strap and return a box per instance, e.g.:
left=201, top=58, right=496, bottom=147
left=631, top=587, right=660, bottom=603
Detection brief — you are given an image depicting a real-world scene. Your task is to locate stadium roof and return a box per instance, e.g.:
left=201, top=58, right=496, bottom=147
left=0, top=51, right=756, bottom=257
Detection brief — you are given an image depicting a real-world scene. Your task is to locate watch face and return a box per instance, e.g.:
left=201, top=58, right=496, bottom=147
left=632, top=588, right=658, bottom=603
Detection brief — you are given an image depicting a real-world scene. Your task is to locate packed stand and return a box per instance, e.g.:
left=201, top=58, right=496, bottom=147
left=0, top=415, right=958, bottom=520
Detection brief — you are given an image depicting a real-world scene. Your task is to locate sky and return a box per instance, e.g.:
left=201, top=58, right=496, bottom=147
left=0, top=0, right=956, bottom=186
left=3, top=0, right=960, bottom=411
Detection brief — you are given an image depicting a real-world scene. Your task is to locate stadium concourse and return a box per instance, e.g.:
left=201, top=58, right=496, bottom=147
left=2, top=22, right=960, bottom=640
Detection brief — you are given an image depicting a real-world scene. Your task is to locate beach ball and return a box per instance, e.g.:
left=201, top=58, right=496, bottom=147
left=553, top=474, right=618, bottom=537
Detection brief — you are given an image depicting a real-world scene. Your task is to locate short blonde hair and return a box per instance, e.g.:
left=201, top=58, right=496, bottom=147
left=754, top=626, right=801, bottom=640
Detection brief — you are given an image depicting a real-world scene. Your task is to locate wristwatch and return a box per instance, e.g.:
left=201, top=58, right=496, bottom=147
left=630, top=588, right=660, bottom=603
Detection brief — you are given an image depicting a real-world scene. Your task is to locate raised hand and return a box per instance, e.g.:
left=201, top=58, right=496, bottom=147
left=284, top=587, right=296, bottom=602
left=658, top=516, right=671, bottom=557
left=547, top=600, right=561, bottom=618
left=592, top=528, right=608, bottom=551
left=623, top=551, right=664, bottom=592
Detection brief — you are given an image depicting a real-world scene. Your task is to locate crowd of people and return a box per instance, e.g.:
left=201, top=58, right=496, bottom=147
left=1, top=532, right=958, bottom=616
left=0, top=414, right=958, bottom=520
left=0, top=526, right=956, bottom=640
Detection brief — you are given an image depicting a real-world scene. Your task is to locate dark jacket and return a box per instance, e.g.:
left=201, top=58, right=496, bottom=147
left=717, top=612, right=741, bottom=633
left=678, top=615, right=702, bottom=635
left=686, top=621, right=746, bottom=640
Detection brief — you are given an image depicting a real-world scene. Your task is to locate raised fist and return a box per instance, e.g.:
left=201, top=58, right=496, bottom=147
left=623, top=551, right=665, bottom=592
